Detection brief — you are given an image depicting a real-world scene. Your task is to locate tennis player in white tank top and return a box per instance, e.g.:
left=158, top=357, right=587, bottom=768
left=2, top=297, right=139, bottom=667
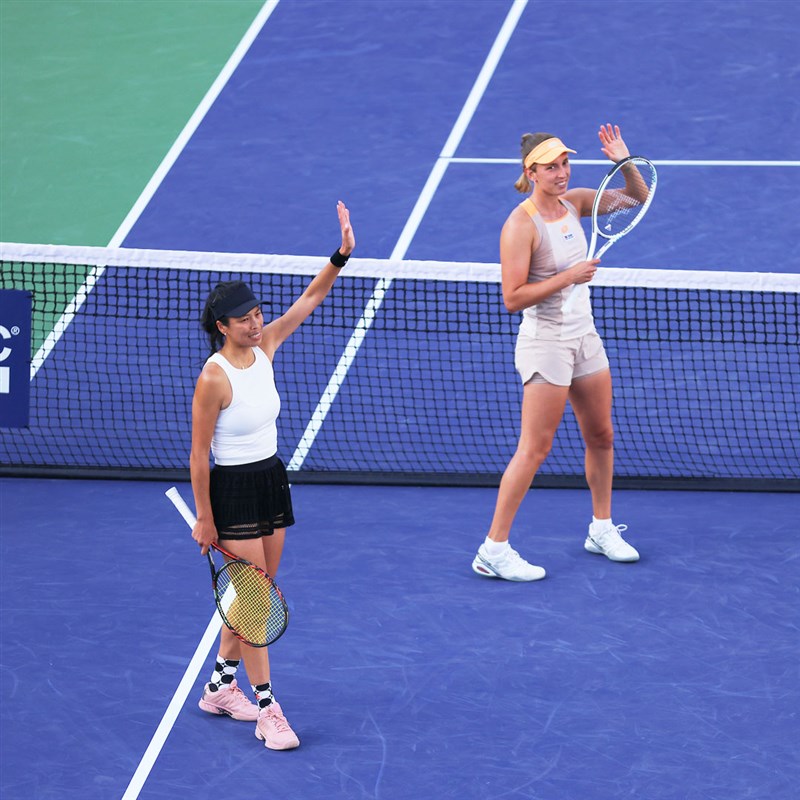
left=471, top=125, right=640, bottom=582
left=189, top=201, right=354, bottom=750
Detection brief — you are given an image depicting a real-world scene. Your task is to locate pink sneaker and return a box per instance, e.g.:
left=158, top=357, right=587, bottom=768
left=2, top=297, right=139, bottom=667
left=198, top=679, right=259, bottom=721
left=255, top=702, right=300, bottom=750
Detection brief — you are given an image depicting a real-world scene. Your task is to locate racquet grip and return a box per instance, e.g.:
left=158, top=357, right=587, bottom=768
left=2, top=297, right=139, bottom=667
left=166, top=486, right=198, bottom=529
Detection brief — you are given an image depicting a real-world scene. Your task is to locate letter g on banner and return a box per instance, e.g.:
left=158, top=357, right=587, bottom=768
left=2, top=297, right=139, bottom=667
left=0, top=290, right=32, bottom=428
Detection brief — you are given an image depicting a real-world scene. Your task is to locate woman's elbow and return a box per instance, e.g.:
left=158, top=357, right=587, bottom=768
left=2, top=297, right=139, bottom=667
left=189, top=446, right=209, bottom=470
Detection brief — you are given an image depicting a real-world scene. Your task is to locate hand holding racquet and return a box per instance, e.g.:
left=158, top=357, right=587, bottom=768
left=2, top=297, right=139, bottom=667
left=562, top=155, right=657, bottom=312
left=165, top=486, right=289, bottom=647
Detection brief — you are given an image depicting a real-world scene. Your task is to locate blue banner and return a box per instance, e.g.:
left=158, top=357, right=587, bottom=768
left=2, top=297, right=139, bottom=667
left=0, top=290, right=32, bottom=428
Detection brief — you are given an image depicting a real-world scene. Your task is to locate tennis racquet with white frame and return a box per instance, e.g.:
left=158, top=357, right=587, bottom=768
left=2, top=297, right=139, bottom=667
left=165, top=486, right=289, bottom=647
left=562, top=155, right=657, bottom=312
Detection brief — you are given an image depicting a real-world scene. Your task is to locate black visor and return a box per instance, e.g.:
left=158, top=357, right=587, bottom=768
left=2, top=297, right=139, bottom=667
left=211, top=282, right=261, bottom=321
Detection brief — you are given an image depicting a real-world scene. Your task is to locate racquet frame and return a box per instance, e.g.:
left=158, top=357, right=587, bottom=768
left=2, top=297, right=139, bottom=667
left=562, top=155, right=657, bottom=311
left=588, top=155, right=657, bottom=259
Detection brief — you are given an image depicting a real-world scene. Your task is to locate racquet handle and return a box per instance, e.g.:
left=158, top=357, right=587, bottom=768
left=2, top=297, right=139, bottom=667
left=166, top=486, right=197, bottom=529
left=166, top=487, right=238, bottom=561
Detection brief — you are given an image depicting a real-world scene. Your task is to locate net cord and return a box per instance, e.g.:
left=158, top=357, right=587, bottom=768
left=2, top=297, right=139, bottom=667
left=3, top=242, right=799, bottom=293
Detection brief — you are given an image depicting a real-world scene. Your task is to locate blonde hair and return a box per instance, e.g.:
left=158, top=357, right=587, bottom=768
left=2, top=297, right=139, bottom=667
left=514, top=131, right=557, bottom=193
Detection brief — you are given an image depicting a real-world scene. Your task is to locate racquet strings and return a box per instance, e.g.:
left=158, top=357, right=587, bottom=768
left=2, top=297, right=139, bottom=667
left=216, top=561, right=286, bottom=646
left=596, top=159, right=657, bottom=237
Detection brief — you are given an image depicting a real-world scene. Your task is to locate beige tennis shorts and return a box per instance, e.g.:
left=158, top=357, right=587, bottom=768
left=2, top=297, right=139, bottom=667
left=515, top=330, right=610, bottom=386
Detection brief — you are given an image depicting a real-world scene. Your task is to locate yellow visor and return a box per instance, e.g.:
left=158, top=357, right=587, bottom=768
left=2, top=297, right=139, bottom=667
left=524, top=137, right=577, bottom=168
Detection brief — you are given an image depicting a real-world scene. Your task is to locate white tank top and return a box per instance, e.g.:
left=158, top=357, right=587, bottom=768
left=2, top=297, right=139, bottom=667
left=206, top=348, right=280, bottom=465
left=518, top=198, right=595, bottom=341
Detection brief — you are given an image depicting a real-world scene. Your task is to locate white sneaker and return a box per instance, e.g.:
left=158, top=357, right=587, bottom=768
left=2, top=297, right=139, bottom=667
left=584, top=522, right=639, bottom=562
left=472, top=544, right=546, bottom=581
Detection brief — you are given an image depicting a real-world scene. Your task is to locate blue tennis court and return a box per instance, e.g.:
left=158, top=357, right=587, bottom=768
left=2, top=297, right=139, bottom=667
left=1, top=1, right=799, bottom=798
left=1, top=478, right=798, bottom=799
left=119, top=0, right=800, bottom=272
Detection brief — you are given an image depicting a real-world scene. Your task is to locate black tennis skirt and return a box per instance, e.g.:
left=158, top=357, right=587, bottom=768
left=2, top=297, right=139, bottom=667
left=209, top=455, right=295, bottom=540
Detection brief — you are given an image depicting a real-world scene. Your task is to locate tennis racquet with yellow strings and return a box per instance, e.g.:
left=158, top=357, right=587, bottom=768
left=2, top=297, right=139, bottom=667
left=165, top=486, right=289, bottom=647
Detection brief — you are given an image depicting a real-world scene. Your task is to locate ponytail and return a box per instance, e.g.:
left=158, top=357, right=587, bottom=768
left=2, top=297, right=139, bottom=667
left=200, top=283, right=232, bottom=355
left=514, top=171, right=532, bottom=194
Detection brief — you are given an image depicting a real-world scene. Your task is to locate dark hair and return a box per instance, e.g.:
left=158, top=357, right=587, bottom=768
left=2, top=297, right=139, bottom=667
left=514, top=131, right=557, bottom=193
left=200, top=281, right=249, bottom=354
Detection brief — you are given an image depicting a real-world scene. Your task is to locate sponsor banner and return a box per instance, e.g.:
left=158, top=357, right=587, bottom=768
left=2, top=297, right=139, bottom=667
left=0, top=290, right=32, bottom=428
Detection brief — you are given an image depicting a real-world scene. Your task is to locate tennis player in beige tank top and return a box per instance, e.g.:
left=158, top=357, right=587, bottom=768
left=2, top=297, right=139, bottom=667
left=471, top=124, right=640, bottom=582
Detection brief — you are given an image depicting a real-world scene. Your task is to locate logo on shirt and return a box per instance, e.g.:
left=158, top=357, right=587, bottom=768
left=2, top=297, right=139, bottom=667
left=561, top=224, right=574, bottom=241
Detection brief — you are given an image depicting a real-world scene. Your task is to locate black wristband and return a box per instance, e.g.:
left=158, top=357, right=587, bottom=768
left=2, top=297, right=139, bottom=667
left=330, top=249, right=350, bottom=268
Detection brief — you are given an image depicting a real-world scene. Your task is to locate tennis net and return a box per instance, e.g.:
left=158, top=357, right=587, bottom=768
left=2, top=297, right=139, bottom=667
left=2, top=242, right=798, bottom=490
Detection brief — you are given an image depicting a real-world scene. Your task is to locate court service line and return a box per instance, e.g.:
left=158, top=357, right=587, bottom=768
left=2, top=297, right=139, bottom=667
left=117, top=4, right=282, bottom=799
left=287, top=0, right=529, bottom=471
left=30, top=0, right=281, bottom=380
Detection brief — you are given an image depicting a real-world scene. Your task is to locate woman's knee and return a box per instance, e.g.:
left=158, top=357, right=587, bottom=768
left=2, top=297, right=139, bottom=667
left=584, top=425, right=614, bottom=450
left=516, top=440, right=552, bottom=468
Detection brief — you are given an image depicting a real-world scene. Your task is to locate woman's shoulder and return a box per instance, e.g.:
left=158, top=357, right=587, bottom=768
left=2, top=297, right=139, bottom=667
left=194, top=357, right=230, bottom=402
left=505, top=198, right=539, bottom=230
left=202, top=352, right=233, bottom=376
left=502, top=200, right=542, bottom=255
left=509, top=196, right=539, bottom=219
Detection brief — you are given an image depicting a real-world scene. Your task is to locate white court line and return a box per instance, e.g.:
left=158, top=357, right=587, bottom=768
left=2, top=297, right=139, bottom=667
left=448, top=157, right=800, bottom=167
left=120, top=611, right=225, bottom=800
left=287, top=0, right=529, bottom=471
left=118, top=4, right=281, bottom=799
left=30, top=0, right=281, bottom=380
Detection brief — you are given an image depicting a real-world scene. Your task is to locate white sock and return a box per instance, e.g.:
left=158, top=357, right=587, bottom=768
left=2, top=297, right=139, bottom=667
left=484, top=537, right=509, bottom=557
left=592, top=516, right=612, bottom=529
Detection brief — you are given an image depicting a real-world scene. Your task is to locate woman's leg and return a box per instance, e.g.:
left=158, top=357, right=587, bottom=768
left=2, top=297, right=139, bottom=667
left=261, top=528, right=285, bottom=578
left=199, top=460, right=299, bottom=748
left=200, top=535, right=277, bottom=721
left=216, top=536, right=276, bottom=686
left=568, top=368, right=638, bottom=562
left=568, top=368, right=614, bottom=519
left=212, top=530, right=284, bottom=685
left=487, top=381, right=570, bottom=541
